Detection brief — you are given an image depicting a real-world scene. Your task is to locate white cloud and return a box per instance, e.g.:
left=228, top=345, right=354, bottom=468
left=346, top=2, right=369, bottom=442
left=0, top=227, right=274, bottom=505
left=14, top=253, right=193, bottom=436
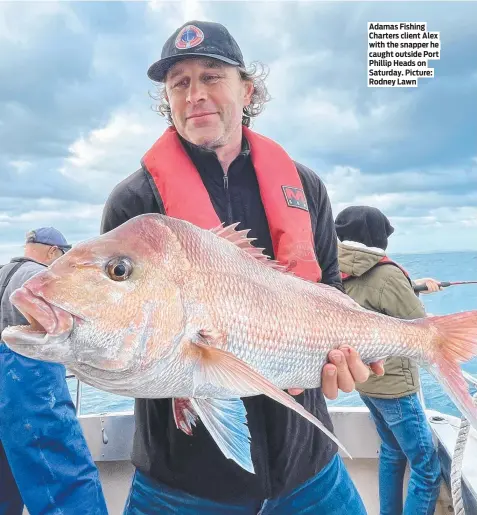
left=1, top=0, right=475, bottom=263
left=320, top=162, right=477, bottom=253
left=244, top=1, right=293, bottom=52
left=0, top=2, right=82, bottom=45
left=251, top=50, right=415, bottom=160
left=388, top=208, right=477, bottom=254
left=321, top=159, right=476, bottom=205
left=0, top=200, right=104, bottom=263
left=147, top=0, right=209, bottom=30
left=59, top=99, right=168, bottom=200
left=10, top=160, right=33, bottom=175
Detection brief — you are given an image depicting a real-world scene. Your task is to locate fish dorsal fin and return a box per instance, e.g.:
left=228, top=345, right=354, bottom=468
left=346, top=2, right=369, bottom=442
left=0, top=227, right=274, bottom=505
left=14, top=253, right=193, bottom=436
left=210, top=223, right=289, bottom=273
left=209, top=223, right=362, bottom=308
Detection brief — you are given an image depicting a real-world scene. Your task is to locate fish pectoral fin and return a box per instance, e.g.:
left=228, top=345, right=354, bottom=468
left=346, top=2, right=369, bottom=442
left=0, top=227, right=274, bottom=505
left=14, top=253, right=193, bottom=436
left=190, top=397, right=254, bottom=474
left=463, top=370, right=477, bottom=388
left=191, top=341, right=351, bottom=460
left=172, top=398, right=199, bottom=436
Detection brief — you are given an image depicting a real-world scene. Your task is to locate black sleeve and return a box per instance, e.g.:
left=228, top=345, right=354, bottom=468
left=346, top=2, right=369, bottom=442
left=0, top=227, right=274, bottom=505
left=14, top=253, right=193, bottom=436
left=295, top=163, right=344, bottom=292
left=100, top=193, right=133, bottom=235
left=100, top=169, right=163, bottom=235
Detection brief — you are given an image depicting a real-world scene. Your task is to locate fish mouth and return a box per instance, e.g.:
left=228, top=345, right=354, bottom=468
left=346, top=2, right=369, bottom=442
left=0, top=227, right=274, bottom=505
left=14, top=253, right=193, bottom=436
left=2, top=286, right=74, bottom=346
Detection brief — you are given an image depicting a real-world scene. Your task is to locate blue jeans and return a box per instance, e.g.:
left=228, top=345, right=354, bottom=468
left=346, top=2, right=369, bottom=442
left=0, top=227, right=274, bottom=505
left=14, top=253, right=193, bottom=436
left=360, top=393, right=441, bottom=515
left=0, top=343, right=108, bottom=515
left=123, top=453, right=366, bottom=514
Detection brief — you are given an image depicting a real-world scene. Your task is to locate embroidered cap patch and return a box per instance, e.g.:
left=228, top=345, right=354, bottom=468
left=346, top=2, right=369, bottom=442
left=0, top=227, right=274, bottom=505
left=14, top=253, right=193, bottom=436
left=175, top=25, right=205, bottom=50
left=282, top=186, right=309, bottom=211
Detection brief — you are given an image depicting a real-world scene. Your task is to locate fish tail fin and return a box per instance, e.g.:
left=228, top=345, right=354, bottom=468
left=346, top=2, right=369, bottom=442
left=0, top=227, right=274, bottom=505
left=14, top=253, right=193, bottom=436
left=423, top=311, right=477, bottom=428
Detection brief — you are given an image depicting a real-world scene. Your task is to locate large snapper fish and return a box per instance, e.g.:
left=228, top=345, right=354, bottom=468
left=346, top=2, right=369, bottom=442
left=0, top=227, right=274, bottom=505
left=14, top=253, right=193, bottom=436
left=3, top=214, right=477, bottom=473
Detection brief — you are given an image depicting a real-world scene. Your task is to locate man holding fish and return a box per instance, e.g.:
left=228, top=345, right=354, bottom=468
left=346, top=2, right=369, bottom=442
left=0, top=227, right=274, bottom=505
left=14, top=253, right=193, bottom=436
left=99, top=20, right=383, bottom=513
left=3, top=20, right=477, bottom=515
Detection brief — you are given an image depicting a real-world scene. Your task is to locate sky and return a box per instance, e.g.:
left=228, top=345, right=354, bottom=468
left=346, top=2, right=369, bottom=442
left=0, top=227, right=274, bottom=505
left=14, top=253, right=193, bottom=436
left=1, top=0, right=476, bottom=264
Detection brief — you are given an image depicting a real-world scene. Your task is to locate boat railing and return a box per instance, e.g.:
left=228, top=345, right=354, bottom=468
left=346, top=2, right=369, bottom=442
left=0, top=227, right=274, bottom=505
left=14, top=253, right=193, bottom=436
left=66, top=372, right=82, bottom=416
left=66, top=368, right=429, bottom=419
left=65, top=370, right=477, bottom=515
left=67, top=367, right=420, bottom=411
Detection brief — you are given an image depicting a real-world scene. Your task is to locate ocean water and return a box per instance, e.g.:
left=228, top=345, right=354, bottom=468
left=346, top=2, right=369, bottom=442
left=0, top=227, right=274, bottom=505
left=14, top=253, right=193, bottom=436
left=67, top=251, right=477, bottom=418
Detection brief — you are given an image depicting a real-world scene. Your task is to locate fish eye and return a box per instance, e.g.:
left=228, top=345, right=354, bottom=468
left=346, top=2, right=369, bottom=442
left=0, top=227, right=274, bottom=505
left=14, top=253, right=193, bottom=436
left=106, top=257, right=133, bottom=282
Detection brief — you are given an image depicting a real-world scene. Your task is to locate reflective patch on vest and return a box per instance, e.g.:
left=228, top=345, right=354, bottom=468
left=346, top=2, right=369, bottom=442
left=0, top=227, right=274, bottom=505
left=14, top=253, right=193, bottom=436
left=281, top=186, right=309, bottom=211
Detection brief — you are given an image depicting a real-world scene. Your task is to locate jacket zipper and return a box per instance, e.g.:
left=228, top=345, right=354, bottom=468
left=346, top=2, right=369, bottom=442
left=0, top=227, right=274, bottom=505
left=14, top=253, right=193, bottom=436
left=223, top=174, right=233, bottom=225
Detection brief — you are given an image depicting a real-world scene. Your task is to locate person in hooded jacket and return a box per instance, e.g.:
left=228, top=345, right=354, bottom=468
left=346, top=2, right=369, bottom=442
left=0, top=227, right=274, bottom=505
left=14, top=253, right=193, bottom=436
left=334, top=205, right=442, bottom=515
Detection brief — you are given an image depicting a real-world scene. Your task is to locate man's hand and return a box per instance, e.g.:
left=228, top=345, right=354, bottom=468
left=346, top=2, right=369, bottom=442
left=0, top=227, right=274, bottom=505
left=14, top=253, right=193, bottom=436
left=288, top=346, right=385, bottom=399
left=414, top=277, right=442, bottom=294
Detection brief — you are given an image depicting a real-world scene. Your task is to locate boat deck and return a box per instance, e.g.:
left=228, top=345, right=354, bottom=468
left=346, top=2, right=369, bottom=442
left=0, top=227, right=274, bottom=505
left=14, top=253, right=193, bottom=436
left=21, top=406, right=470, bottom=514
left=90, top=457, right=452, bottom=515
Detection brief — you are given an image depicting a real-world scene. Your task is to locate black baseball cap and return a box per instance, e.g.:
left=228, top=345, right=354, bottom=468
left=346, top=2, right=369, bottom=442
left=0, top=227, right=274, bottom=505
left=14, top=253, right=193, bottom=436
left=147, top=20, right=245, bottom=83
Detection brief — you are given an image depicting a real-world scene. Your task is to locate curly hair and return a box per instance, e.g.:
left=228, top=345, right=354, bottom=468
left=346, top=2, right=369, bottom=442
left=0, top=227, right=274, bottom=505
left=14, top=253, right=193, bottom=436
left=151, top=61, right=271, bottom=127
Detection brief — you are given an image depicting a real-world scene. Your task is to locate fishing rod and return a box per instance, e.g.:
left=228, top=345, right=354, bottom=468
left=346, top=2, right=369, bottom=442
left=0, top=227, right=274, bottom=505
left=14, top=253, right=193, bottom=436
left=413, top=281, right=477, bottom=293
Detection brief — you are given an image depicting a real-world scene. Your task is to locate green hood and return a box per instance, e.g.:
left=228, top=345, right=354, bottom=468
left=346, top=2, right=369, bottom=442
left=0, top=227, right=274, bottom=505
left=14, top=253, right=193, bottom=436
left=338, top=241, right=385, bottom=277
left=337, top=240, right=426, bottom=399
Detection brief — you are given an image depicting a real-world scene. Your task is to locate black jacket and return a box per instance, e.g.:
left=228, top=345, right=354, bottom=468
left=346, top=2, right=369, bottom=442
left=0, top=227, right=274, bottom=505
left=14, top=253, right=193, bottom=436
left=100, top=134, right=342, bottom=503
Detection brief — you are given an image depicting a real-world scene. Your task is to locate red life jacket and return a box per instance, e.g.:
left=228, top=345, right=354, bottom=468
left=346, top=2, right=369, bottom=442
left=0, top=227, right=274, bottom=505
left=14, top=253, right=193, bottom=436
left=142, top=126, right=322, bottom=282
left=341, top=256, right=412, bottom=286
